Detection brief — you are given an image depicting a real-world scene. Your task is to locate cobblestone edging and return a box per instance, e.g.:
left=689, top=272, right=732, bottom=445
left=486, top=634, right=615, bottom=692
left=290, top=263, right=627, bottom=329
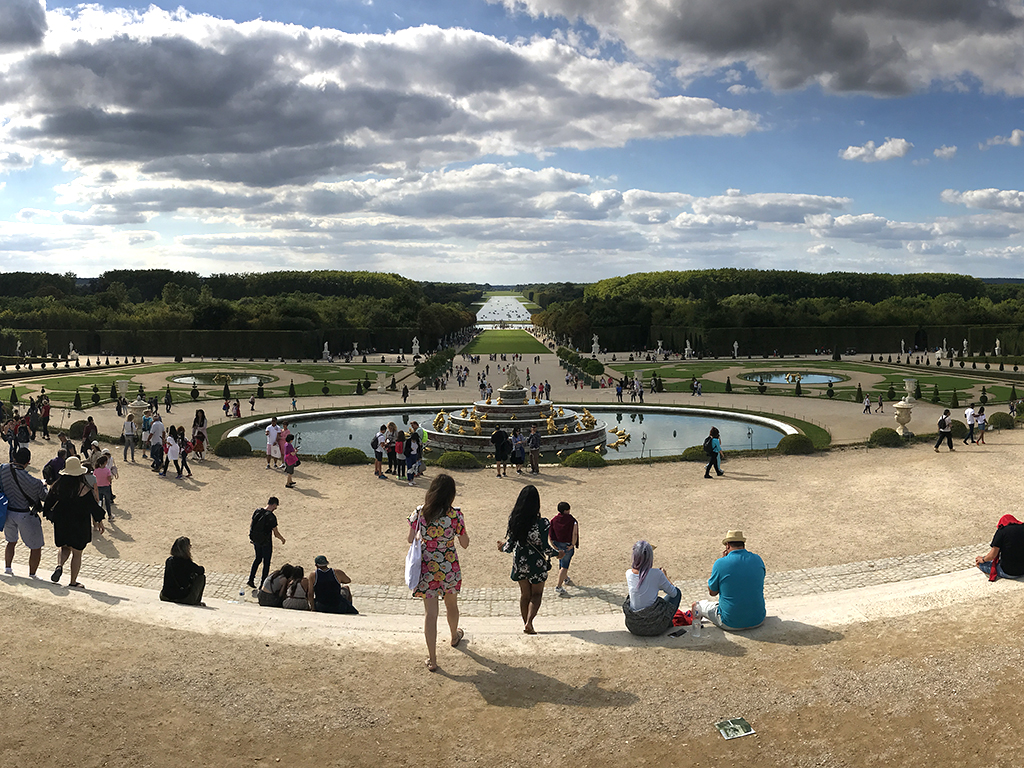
left=5, top=542, right=984, bottom=616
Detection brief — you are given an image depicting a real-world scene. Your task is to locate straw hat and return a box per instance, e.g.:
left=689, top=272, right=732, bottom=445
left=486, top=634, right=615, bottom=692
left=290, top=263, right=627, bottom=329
left=60, top=456, right=88, bottom=477
left=722, top=530, right=746, bottom=546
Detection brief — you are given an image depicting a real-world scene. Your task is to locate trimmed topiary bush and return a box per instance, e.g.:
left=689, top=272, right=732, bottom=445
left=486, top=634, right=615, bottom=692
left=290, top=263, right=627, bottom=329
left=681, top=445, right=707, bottom=462
left=886, top=383, right=896, bottom=400
left=213, top=437, right=256, bottom=457
left=562, top=450, right=607, bottom=468
left=989, top=412, right=1014, bottom=430
left=725, top=376, right=732, bottom=393
left=324, top=447, right=371, bottom=465
left=868, top=427, right=904, bottom=447
left=434, top=451, right=484, bottom=469
left=949, top=420, right=968, bottom=439
left=855, top=383, right=863, bottom=402
left=73, top=390, right=83, bottom=409
left=950, top=390, right=959, bottom=408
left=68, top=420, right=86, bottom=439
left=931, top=385, right=940, bottom=403
left=776, top=434, right=815, bottom=455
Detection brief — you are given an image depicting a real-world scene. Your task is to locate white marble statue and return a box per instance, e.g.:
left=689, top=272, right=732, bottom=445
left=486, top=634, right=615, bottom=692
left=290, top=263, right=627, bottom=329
left=591, top=334, right=600, bottom=357
left=505, top=362, right=522, bottom=390
left=733, top=340, right=739, bottom=357
left=353, top=341, right=359, bottom=356
left=412, top=337, right=420, bottom=356
left=684, top=340, right=693, bottom=359
left=322, top=342, right=330, bottom=360
left=996, top=338, right=1002, bottom=356
left=16, top=340, right=21, bottom=355
left=963, top=338, right=969, bottom=356
left=657, top=339, right=663, bottom=353
left=901, top=339, right=905, bottom=354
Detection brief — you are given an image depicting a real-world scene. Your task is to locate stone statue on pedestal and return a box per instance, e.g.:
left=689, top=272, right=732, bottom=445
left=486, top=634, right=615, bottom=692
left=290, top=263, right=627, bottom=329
left=412, top=337, right=420, bottom=356
left=591, top=334, right=600, bottom=357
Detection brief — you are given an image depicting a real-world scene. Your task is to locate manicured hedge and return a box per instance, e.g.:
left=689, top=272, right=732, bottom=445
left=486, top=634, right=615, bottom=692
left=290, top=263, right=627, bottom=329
left=434, top=451, right=484, bottom=469
left=681, top=445, right=707, bottom=462
left=990, top=412, right=1014, bottom=430
left=213, top=437, right=256, bottom=457
left=868, top=427, right=904, bottom=448
left=776, top=434, right=815, bottom=454
left=562, top=450, right=607, bottom=468
left=323, top=447, right=371, bottom=465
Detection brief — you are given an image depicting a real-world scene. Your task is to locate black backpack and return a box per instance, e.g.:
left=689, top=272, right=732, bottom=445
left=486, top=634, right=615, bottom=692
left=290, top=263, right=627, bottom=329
left=370, top=434, right=380, bottom=450
left=703, top=436, right=715, bottom=455
left=249, top=508, right=272, bottom=543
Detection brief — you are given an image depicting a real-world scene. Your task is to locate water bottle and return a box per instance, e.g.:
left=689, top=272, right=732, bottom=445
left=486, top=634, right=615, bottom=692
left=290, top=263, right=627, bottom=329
left=691, top=607, right=701, bottom=638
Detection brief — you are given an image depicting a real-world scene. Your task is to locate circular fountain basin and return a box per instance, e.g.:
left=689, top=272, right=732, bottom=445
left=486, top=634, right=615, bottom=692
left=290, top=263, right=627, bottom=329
left=740, top=372, right=843, bottom=385
left=172, top=373, right=274, bottom=386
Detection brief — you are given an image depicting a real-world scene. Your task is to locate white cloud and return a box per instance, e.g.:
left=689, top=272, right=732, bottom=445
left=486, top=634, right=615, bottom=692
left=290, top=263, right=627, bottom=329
left=942, top=188, right=1024, bottom=212
left=691, top=189, right=849, bottom=223
left=807, top=243, right=837, bottom=256
left=981, top=129, right=1024, bottom=149
left=934, top=145, right=957, bottom=159
left=839, top=138, right=913, bottom=163
left=495, top=0, right=1024, bottom=96
left=727, top=84, right=758, bottom=95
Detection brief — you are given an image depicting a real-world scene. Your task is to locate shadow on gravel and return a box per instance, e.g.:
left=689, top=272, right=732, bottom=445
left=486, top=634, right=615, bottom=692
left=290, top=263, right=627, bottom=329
left=14, top=577, right=128, bottom=606
left=445, top=646, right=639, bottom=709
left=563, top=628, right=748, bottom=656
left=742, top=617, right=844, bottom=646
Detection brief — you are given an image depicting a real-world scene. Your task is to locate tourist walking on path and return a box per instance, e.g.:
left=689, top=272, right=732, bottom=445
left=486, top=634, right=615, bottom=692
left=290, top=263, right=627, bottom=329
left=874, top=394, right=884, bottom=413
left=43, top=456, right=105, bottom=589
left=405, top=426, right=421, bottom=485
left=497, top=485, right=564, bottom=635
left=149, top=414, right=165, bottom=470
left=2, top=447, right=48, bottom=578
left=175, top=427, right=193, bottom=477
left=527, top=425, right=541, bottom=474
left=265, top=417, right=282, bottom=469
left=975, top=406, right=987, bottom=445
left=934, top=409, right=955, bottom=452
left=122, top=413, right=137, bottom=462
left=964, top=405, right=977, bottom=444
left=79, top=416, right=97, bottom=456
left=191, top=410, right=208, bottom=450
left=247, top=497, right=285, bottom=589
left=549, top=501, right=578, bottom=595
left=491, top=425, right=510, bottom=478
left=863, top=396, right=871, bottom=414
left=409, top=473, right=468, bottom=671
left=372, top=424, right=387, bottom=479
left=93, top=455, right=115, bottom=520
left=704, top=427, right=724, bottom=478
left=141, top=410, right=152, bottom=460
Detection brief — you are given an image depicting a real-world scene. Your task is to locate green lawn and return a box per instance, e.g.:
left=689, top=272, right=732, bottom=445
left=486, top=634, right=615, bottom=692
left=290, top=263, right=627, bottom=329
left=461, top=330, right=550, bottom=355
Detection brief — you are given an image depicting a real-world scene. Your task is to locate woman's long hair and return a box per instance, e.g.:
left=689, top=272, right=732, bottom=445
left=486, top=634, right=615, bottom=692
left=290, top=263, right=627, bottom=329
left=170, top=536, right=192, bottom=560
left=49, top=474, right=87, bottom=502
left=506, top=485, right=541, bottom=545
left=632, top=541, right=654, bottom=587
left=421, top=473, right=457, bottom=523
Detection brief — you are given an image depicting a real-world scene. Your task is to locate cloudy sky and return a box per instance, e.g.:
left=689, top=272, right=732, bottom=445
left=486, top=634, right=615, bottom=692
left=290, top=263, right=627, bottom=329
left=2, top=1, right=1024, bottom=283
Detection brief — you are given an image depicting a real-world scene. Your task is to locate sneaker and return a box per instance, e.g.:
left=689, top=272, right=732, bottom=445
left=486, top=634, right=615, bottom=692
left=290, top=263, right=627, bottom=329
left=3, top=567, right=13, bottom=576
left=175, top=474, right=183, bottom=479
left=408, top=480, right=416, bottom=486
left=563, top=576, right=575, bottom=586
left=158, top=472, right=166, bottom=476
left=29, top=573, right=40, bottom=580
left=554, top=586, right=565, bottom=594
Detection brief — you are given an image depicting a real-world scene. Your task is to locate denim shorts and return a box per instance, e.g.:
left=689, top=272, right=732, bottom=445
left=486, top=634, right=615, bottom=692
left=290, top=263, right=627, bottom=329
left=551, top=541, right=574, bottom=569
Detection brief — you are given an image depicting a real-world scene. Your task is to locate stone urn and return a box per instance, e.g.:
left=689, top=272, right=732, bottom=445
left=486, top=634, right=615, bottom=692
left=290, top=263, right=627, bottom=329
left=903, top=378, right=917, bottom=402
left=127, top=396, right=150, bottom=424
left=893, top=399, right=913, bottom=436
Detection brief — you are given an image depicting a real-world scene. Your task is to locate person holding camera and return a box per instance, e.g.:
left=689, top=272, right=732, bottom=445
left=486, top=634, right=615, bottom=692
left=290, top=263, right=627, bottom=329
left=2, top=447, right=48, bottom=579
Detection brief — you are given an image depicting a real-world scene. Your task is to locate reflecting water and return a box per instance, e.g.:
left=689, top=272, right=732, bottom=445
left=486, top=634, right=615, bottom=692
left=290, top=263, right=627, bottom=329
left=741, top=372, right=842, bottom=385
left=240, top=407, right=784, bottom=458
left=172, top=373, right=273, bottom=386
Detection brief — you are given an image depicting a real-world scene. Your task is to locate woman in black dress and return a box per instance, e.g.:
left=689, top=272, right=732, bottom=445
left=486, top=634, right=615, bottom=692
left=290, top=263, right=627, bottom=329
left=43, top=455, right=105, bottom=588
left=497, top=485, right=563, bottom=635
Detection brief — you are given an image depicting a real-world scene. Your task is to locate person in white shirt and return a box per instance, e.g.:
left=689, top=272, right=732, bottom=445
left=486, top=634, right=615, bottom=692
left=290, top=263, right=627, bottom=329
left=963, top=405, right=976, bottom=445
left=623, top=540, right=681, bottom=636
left=265, top=417, right=282, bottom=469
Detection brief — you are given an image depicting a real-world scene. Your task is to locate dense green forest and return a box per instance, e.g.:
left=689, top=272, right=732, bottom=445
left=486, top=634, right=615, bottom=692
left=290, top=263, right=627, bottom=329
left=0, top=270, right=479, bottom=338
left=530, top=270, right=1024, bottom=340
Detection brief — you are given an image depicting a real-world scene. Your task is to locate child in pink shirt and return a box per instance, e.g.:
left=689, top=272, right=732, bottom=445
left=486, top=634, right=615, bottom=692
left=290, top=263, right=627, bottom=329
left=94, top=455, right=115, bottom=521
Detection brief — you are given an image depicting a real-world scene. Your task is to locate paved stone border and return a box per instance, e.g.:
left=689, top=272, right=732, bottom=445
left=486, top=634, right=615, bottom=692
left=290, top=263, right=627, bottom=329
left=5, top=542, right=984, bottom=616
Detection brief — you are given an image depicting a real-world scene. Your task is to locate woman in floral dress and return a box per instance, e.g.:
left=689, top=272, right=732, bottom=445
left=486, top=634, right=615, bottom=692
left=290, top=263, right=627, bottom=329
left=497, top=485, right=564, bottom=635
left=408, top=473, right=470, bottom=672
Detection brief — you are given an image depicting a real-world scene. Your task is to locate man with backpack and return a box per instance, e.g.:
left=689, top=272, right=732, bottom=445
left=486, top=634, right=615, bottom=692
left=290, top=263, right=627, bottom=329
left=703, top=427, right=724, bottom=478
left=371, top=424, right=387, bottom=479
left=2, top=447, right=48, bottom=578
left=247, top=497, right=286, bottom=589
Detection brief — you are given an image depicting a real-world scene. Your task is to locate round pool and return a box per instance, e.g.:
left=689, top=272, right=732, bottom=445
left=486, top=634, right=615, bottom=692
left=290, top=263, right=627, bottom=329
left=741, top=372, right=843, bottom=385
left=231, top=406, right=794, bottom=459
left=172, top=373, right=274, bottom=386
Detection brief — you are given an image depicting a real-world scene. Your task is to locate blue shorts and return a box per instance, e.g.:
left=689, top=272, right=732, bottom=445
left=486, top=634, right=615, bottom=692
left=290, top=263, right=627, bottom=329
left=551, top=541, right=574, bottom=570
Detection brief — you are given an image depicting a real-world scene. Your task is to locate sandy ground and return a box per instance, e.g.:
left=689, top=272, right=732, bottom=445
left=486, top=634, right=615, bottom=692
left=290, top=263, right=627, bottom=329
left=4, top=351, right=1023, bottom=766
left=48, top=431, right=1014, bottom=589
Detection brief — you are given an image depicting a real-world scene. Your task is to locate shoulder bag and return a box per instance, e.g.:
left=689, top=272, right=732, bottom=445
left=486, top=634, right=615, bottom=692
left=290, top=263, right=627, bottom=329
left=404, top=509, right=423, bottom=590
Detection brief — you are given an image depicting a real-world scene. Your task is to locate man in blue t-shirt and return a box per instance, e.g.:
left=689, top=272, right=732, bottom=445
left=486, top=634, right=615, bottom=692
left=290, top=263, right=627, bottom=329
left=693, top=530, right=765, bottom=631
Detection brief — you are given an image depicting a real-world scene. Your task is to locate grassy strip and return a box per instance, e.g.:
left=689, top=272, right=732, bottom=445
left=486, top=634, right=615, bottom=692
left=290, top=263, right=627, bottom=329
left=461, top=330, right=549, bottom=355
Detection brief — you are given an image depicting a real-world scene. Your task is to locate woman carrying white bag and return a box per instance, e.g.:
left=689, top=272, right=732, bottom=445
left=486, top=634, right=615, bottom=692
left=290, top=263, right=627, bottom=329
left=407, top=473, right=470, bottom=672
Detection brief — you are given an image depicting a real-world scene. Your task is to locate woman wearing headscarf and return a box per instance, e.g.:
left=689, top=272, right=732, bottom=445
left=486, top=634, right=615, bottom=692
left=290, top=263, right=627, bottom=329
left=622, top=540, right=681, bottom=636
left=497, top=485, right=563, bottom=635
left=977, top=515, right=1024, bottom=581
left=43, top=456, right=106, bottom=589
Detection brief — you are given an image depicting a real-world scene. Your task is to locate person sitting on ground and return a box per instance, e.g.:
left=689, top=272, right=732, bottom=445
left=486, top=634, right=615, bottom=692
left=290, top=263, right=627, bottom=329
left=692, top=530, right=766, bottom=632
left=159, top=536, right=206, bottom=606
left=622, top=540, right=681, bottom=636
left=309, top=555, right=358, bottom=614
left=281, top=565, right=310, bottom=610
left=976, top=515, right=1024, bottom=581
left=258, top=563, right=295, bottom=607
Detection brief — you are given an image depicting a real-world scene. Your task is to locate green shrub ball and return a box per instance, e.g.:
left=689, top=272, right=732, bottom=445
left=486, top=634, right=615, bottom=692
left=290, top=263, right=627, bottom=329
left=562, top=450, right=607, bottom=468
left=949, top=420, right=968, bottom=440
left=681, top=445, right=707, bottom=462
left=68, top=420, right=86, bottom=439
left=323, top=447, right=371, bottom=465
left=988, top=412, right=1014, bottom=430
left=776, top=434, right=815, bottom=455
left=434, top=451, right=484, bottom=469
left=213, top=437, right=257, bottom=457
left=868, top=427, right=904, bottom=448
